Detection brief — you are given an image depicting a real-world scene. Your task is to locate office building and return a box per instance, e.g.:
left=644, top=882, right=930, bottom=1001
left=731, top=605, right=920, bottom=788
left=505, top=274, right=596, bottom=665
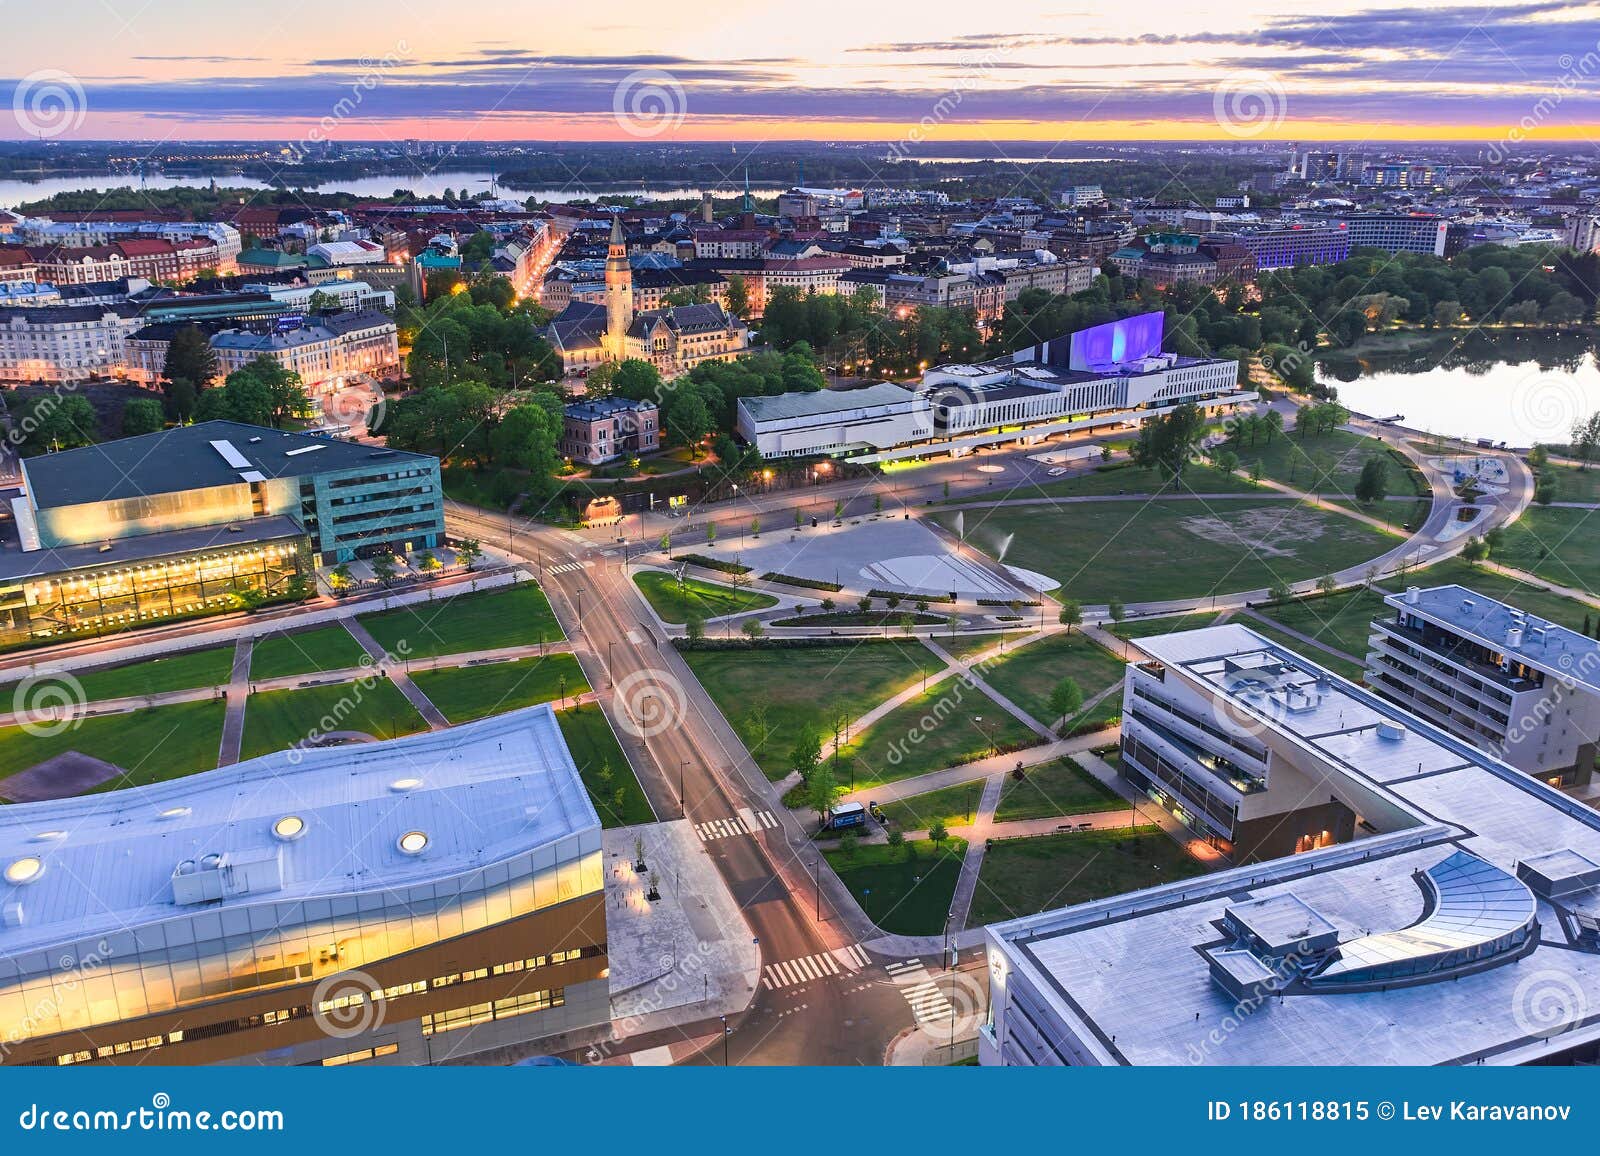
left=210, top=309, right=400, bottom=390
left=1214, top=222, right=1352, bottom=270
left=983, top=623, right=1600, bottom=1067
left=0, top=706, right=608, bottom=1066
left=0, top=422, right=441, bottom=646
left=561, top=398, right=661, bottom=465
left=1367, top=585, right=1600, bottom=786
left=0, top=303, right=142, bottom=383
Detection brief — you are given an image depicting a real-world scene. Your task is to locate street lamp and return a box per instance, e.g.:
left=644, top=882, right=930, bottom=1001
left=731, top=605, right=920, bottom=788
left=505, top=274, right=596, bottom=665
left=679, top=759, right=689, bottom=818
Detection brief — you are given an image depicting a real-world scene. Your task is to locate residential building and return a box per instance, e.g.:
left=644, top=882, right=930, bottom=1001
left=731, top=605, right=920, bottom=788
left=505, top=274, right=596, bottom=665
left=1212, top=222, right=1352, bottom=270
left=0, top=706, right=608, bottom=1066
left=561, top=398, right=660, bottom=465
left=1108, top=234, right=1219, bottom=286
left=983, top=623, right=1600, bottom=1067
left=210, top=310, right=400, bottom=390
left=1367, top=585, right=1600, bottom=786
left=0, top=303, right=142, bottom=383
left=1331, top=213, right=1450, bottom=257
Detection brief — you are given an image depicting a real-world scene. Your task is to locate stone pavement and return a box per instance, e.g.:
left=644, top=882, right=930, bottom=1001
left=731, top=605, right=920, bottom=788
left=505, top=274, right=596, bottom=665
left=215, top=635, right=252, bottom=767
left=341, top=617, right=450, bottom=730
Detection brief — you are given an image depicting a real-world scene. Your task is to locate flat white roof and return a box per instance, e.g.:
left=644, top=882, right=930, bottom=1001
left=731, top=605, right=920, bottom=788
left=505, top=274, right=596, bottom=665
left=989, top=624, right=1600, bottom=1065
left=0, top=705, right=599, bottom=956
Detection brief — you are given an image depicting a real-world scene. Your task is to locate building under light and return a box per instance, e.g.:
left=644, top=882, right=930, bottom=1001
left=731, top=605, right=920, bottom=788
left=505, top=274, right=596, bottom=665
left=982, top=624, right=1600, bottom=1067
left=0, top=421, right=443, bottom=646
left=0, top=706, right=609, bottom=1067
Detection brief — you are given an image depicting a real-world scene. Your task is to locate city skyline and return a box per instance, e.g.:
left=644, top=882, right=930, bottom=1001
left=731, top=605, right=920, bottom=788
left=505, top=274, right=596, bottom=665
left=4, top=0, right=1600, bottom=142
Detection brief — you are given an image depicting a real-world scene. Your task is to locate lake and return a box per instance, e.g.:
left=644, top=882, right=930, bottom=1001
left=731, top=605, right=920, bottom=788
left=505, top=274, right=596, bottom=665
left=1316, top=330, right=1600, bottom=448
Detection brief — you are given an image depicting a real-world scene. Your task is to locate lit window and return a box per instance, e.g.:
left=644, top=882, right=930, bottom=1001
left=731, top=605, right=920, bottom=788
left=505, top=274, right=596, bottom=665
left=272, top=815, right=306, bottom=842
left=390, top=777, right=422, bottom=792
left=5, top=856, right=44, bottom=885
left=397, top=830, right=428, bottom=855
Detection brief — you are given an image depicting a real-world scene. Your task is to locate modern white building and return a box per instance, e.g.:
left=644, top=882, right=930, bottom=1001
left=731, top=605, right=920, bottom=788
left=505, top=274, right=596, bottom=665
left=0, top=705, right=609, bottom=1067
left=1367, top=585, right=1600, bottom=787
left=983, top=623, right=1600, bottom=1067
left=738, top=312, right=1250, bottom=464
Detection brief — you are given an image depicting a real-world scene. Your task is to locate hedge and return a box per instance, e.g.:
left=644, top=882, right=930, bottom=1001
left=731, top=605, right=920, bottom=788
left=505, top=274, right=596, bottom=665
left=761, top=572, right=843, bottom=592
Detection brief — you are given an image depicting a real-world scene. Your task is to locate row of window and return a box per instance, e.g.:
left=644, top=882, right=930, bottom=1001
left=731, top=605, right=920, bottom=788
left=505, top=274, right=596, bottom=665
left=421, top=988, right=564, bottom=1037
left=320, top=1042, right=399, bottom=1067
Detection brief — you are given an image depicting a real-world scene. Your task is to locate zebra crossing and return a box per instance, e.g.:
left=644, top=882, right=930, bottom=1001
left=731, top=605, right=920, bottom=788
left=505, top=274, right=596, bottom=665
left=694, top=810, right=778, bottom=841
left=762, top=944, right=873, bottom=990
left=546, top=560, right=589, bottom=576
left=885, top=958, right=955, bottom=1025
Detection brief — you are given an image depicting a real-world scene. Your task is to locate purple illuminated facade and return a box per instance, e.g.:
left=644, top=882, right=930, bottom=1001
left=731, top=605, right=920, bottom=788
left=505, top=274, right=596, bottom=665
left=1068, top=311, right=1166, bottom=371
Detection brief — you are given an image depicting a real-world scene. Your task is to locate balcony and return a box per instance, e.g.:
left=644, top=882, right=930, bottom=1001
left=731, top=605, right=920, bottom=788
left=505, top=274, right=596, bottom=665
left=1373, top=617, right=1537, bottom=695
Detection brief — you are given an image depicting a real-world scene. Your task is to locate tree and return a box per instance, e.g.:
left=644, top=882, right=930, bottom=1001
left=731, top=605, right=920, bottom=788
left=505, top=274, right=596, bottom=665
left=1432, top=299, right=1463, bottom=329
left=741, top=618, right=765, bottom=641
left=928, top=819, right=948, bottom=850
left=1461, top=537, right=1490, bottom=563
left=789, top=725, right=822, bottom=783
left=1108, top=598, right=1126, bottom=625
left=13, top=394, right=97, bottom=455
left=223, top=356, right=310, bottom=428
left=1571, top=412, right=1600, bottom=470
left=162, top=324, right=218, bottom=391
left=1130, top=402, right=1206, bottom=479
left=1058, top=600, right=1083, bottom=633
left=1048, top=677, right=1084, bottom=734
left=820, top=597, right=836, bottom=614
left=857, top=595, right=873, bottom=613
left=1354, top=456, right=1390, bottom=505
left=1316, top=574, right=1338, bottom=596
left=121, top=397, right=165, bottom=437
left=886, top=828, right=906, bottom=858
left=371, top=553, right=398, bottom=585
left=417, top=551, right=441, bottom=574
left=685, top=612, right=706, bottom=642
left=664, top=390, right=714, bottom=451
left=705, top=523, right=717, bottom=546
left=1267, top=580, right=1293, bottom=602
left=1529, top=443, right=1550, bottom=470
left=725, top=274, right=750, bottom=318
left=456, top=539, right=482, bottom=570
left=807, top=758, right=839, bottom=825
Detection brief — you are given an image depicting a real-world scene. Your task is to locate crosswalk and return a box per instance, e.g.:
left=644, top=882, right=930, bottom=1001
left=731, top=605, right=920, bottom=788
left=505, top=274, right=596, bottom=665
left=762, top=944, right=873, bottom=990
left=694, top=810, right=778, bottom=841
left=885, top=958, right=955, bottom=1025
left=546, top=560, right=590, bottom=576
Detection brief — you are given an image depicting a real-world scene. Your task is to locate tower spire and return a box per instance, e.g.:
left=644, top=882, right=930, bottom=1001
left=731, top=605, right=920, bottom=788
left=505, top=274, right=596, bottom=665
left=741, top=166, right=754, bottom=215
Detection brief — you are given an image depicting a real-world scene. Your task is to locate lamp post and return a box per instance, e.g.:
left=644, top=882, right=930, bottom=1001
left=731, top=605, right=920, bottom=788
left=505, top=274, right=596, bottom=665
left=679, top=759, right=689, bottom=818
left=721, top=1015, right=731, bottom=1066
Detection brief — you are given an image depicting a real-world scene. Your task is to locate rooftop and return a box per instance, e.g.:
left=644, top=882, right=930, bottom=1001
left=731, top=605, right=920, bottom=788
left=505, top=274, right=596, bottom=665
left=988, top=623, right=1600, bottom=1066
left=0, top=705, right=600, bottom=956
left=21, top=420, right=433, bottom=510
left=1387, top=584, right=1600, bottom=694
left=738, top=381, right=921, bottom=422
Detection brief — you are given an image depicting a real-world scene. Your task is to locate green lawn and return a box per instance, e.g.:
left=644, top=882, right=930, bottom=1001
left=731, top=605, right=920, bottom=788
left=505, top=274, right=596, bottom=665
left=771, top=611, right=945, bottom=628
left=1230, top=429, right=1425, bottom=499
left=932, top=632, right=1033, bottom=661
left=240, top=678, right=426, bottom=761
left=683, top=641, right=944, bottom=780
left=1496, top=507, right=1600, bottom=595
left=249, top=625, right=370, bottom=681
left=845, top=685, right=1040, bottom=790
left=876, top=779, right=988, bottom=831
left=1252, top=584, right=1387, bottom=662
left=825, top=837, right=967, bottom=936
left=1113, top=610, right=1225, bottom=639
left=556, top=704, right=655, bottom=828
left=0, top=699, right=225, bottom=789
left=941, top=500, right=1394, bottom=605
left=968, top=827, right=1213, bottom=925
left=359, top=583, right=562, bottom=660
left=66, top=647, right=235, bottom=702
left=994, top=757, right=1125, bottom=823
left=633, top=569, right=778, bottom=623
left=411, top=654, right=590, bottom=724
left=979, top=632, right=1126, bottom=732
left=954, top=462, right=1258, bottom=502
left=1537, top=463, right=1600, bottom=504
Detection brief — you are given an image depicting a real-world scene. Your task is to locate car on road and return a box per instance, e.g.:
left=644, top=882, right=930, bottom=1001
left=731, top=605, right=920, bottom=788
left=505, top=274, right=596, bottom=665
left=1047, top=467, right=1067, bottom=477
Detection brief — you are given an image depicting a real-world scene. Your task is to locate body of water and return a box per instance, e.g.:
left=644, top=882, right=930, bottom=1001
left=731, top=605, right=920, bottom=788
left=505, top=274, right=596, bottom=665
left=1318, top=332, right=1600, bottom=448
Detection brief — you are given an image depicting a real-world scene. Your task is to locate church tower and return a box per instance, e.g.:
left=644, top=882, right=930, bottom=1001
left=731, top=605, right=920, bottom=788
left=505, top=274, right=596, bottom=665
left=604, top=214, right=633, bottom=361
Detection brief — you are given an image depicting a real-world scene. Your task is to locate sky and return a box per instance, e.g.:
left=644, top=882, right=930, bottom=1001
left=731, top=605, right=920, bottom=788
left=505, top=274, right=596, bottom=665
left=5, top=0, right=1600, bottom=144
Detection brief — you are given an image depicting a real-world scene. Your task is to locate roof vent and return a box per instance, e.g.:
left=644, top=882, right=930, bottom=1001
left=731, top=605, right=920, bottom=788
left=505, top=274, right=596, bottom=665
left=1377, top=720, right=1407, bottom=741
left=1506, top=626, right=1525, bottom=648
left=1462, top=597, right=1476, bottom=611
left=1, top=902, right=22, bottom=928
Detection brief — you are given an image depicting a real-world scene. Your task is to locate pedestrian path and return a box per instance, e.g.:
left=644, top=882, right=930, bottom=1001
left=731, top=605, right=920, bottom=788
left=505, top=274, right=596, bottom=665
left=341, top=617, right=450, bottom=731
left=695, top=809, right=779, bottom=841
left=760, top=944, right=872, bottom=990
left=884, top=958, right=954, bottom=1025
